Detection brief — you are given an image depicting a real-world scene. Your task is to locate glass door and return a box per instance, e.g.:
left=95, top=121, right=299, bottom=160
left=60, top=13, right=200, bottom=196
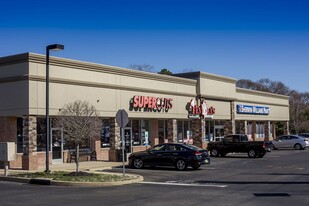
left=51, top=128, right=63, bottom=164
left=214, top=125, right=224, bottom=141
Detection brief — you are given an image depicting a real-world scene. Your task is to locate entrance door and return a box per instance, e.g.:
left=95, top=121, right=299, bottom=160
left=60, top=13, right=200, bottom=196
left=51, top=128, right=63, bottom=164
left=214, top=125, right=224, bottom=141
left=123, top=127, right=132, bottom=154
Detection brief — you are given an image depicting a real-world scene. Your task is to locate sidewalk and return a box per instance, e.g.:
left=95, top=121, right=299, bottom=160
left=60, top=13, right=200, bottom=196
left=0, top=161, right=127, bottom=175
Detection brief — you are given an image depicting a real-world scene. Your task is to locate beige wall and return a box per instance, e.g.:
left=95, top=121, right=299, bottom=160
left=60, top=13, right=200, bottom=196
left=235, top=88, right=289, bottom=121
left=0, top=53, right=290, bottom=122
left=0, top=62, right=29, bottom=116
left=204, top=99, right=231, bottom=120
left=199, top=72, right=236, bottom=100
left=28, top=58, right=196, bottom=119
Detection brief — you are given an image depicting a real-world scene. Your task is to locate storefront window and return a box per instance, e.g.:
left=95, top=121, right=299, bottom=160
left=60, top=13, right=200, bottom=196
left=37, top=118, right=47, bottom=151
left=101, top=119, right=111, bottom=147
left=177, top=120, right=192, bottom=144
left=205, top=120, right=214, bottom=142
left=16, top=117, right=23, bottom=153
left=256, top=122, right=265, bottom=139
left=132, top=120, right=140, bottom=145
left=131, top=119, right=150, bottom=146
left=141, top=120, right=150, bottom=145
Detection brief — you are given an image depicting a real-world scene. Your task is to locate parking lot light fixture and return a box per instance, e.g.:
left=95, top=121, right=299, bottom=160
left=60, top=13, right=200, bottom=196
left=45, top=44, right=64, bottom=174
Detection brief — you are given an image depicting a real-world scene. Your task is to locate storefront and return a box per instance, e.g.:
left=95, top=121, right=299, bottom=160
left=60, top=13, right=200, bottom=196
left=0, top=53, right=290, bottom=170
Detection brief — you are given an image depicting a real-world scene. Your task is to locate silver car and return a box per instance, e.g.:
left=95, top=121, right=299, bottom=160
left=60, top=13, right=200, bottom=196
left=271, top=135, right=308, bottom=150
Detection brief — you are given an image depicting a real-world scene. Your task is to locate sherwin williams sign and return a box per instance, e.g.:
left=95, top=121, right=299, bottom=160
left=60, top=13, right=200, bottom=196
left=236, top=104, right=270, bottom=115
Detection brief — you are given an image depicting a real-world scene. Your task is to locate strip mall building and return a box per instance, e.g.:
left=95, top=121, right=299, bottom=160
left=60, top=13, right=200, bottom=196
left=0, top=53, right=290, bottom=170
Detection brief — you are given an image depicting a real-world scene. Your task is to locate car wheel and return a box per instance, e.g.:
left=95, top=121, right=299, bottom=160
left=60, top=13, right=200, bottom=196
left=210, top=149, right=219, bottom=157
left=175, top=159, right=187, bottom=170
left=133, top=158, right=144, bottom=169
left=248, top=149, right=257, bottom=158
left=294, top=143, right=302, bottom=150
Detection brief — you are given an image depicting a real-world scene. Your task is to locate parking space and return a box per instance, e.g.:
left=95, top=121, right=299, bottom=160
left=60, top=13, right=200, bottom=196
left=110, top=149, right=309, bottom=185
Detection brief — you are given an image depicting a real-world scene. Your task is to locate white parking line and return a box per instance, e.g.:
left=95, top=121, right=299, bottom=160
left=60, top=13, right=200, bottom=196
left=141, top=181, right=228, bottom=188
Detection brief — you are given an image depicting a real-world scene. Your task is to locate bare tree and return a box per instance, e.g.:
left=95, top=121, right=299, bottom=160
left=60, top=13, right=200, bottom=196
left=55, top=100, right=102, bottom=173
left=129, top=64, right=155, bottom=73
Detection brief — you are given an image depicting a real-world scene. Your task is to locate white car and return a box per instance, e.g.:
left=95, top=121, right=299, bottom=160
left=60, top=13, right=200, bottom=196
left=271, top=135, right=308, bottom=150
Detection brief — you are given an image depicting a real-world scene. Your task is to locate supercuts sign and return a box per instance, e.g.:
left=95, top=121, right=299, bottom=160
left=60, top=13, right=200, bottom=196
left=131, top=96, right=173, bottom=112
left=188, top=99, right=215, bottom=119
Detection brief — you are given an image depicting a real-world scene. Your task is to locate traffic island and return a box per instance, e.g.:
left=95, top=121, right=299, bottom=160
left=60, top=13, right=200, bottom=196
left=0, top=171, right=143, bottom=187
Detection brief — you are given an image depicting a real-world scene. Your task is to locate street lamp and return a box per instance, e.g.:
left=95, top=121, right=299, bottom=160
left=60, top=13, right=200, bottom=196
left=46, top=44, right=64, bottom=173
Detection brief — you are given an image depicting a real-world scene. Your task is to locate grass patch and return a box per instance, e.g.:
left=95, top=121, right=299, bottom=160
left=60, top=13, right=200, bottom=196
left=12, top=171, right=135, bottom=182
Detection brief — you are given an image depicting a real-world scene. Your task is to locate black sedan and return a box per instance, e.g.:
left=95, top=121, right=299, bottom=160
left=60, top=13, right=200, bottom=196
left=128, top=143, right=210, bottom=170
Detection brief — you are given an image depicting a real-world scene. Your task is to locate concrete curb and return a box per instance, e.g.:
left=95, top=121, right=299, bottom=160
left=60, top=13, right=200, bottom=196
left=0, top=172, right=143, bottom=187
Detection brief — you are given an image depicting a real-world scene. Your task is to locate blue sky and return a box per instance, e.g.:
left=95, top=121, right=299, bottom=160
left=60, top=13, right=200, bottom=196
left=1, top=0, right=308, bottom=92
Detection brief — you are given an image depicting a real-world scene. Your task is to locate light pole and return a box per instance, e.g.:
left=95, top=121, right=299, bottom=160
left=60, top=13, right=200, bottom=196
left=45, top=44, right=64, bottom=173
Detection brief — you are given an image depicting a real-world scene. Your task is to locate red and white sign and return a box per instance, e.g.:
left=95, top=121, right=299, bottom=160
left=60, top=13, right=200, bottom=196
left=132, top=96, right=173, bottom=112
left=188, top=99, right=215, bottom=119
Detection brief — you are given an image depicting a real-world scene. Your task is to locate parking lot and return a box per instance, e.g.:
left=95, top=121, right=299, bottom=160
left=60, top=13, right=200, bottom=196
left=113, top=148, right=309, bottom=185
left=1, top=149, right=309, bottom=206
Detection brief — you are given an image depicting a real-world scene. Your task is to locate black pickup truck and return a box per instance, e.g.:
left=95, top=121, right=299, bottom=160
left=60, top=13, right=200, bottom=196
left=207, top=134, right=270, bottom=158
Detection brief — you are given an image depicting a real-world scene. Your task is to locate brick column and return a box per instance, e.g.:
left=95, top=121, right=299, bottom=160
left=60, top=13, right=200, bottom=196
left=22, top=116, right=38, bottom=170
left=150, top=119, right=159, bottom=146
left=192, top=119, right=207, bottom=149
left=167, top=119, right=177, bottom=143
left=0, top=117, right=17, bottom=142
left=109, top=118, right=121, bottom=161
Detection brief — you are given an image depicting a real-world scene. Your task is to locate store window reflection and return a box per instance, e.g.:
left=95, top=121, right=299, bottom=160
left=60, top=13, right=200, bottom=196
left=101, top=119, right=111, bottom=147
left=177, top=120, right=192, bottom=144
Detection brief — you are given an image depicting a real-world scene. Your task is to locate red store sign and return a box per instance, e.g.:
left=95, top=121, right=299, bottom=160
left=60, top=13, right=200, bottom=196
left=131, top=96, right=173, bottom=112
left=188, top=99, right=215, bottom=119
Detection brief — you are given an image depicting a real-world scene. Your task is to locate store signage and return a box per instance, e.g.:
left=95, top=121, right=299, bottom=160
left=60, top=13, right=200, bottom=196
left=236, top=104, right=270, bottom=115
left=131, top=96, right=173, bottom=112
left=188, top=99, right=215, bottom=119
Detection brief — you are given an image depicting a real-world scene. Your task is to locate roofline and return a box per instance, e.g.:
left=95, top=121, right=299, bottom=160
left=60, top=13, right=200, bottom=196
left=0, top=53, right=197, bottom=86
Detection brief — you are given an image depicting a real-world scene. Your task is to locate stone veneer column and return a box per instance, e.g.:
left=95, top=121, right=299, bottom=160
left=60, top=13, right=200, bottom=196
left=252, top=121, right=257, bottom=141
left=224, top=101, right=236, bottom=135
left=284, top=121, right=290, bottom=135
left=108, top=118, right=121, bottom=161
left=265, top=121, right=272, bottom=141
left=191, top=119, right=207, bottom=149
left=230, top=101, right=236, bottom=134
left=167, top=119, right=177, bottom=143
left=272, top=122, right=277, bottom=139
left=238, top=121, right=246, bottom=134
left=244, top=121, right=248, bottom=135
left=22, top=116, right=38, bottom=170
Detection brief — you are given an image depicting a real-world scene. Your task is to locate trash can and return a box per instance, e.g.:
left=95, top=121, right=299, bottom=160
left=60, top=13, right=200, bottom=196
left=118, top=149, right=127, bottom=162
